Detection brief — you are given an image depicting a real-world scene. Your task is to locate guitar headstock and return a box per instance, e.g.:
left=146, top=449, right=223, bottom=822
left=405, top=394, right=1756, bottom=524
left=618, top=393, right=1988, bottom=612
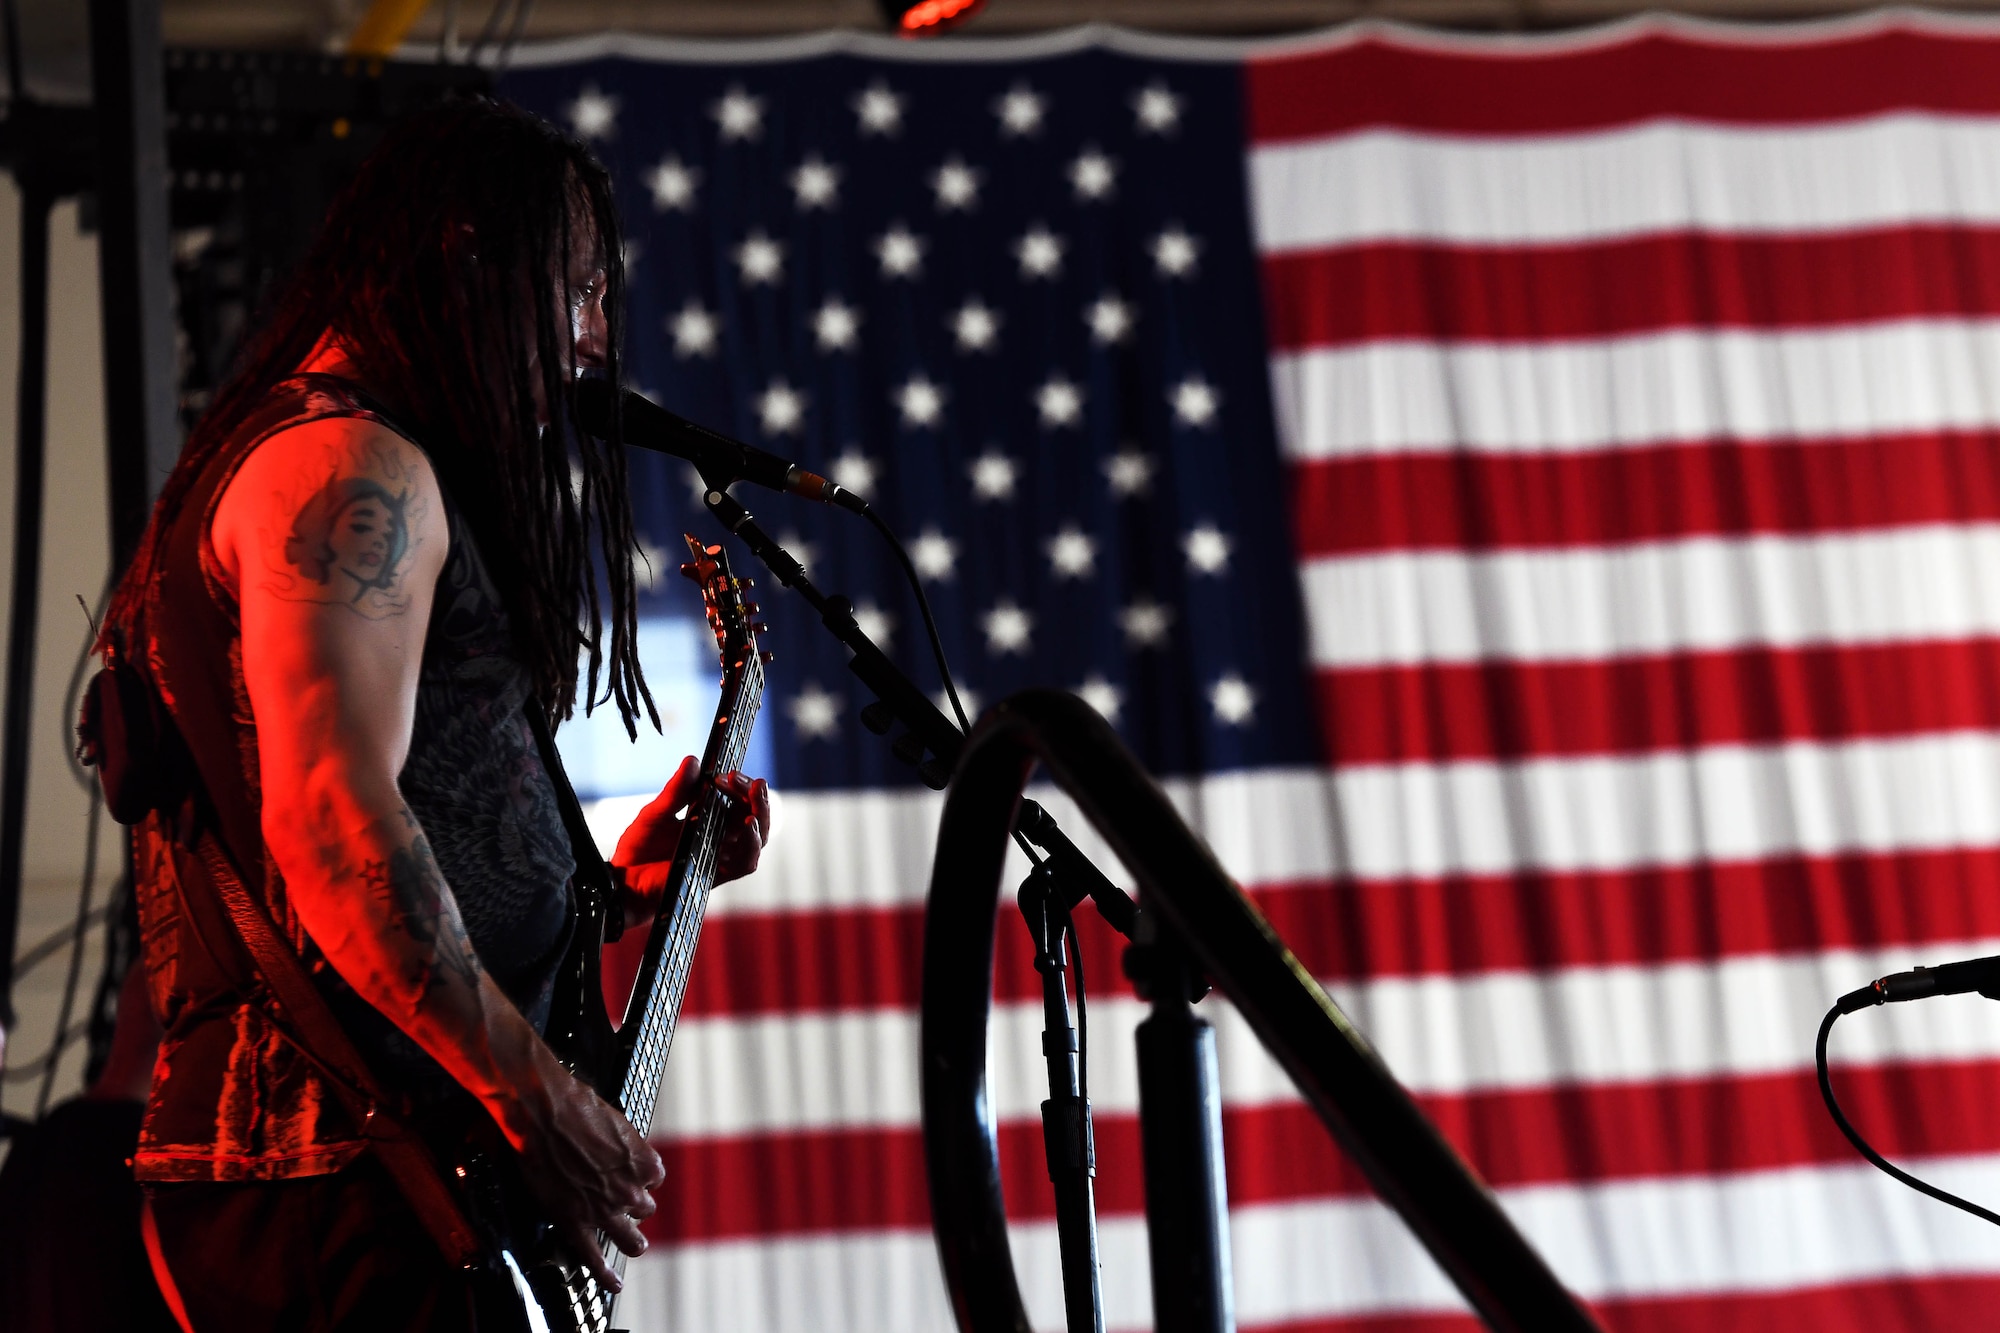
left=680, top=534, right=770, bottom=678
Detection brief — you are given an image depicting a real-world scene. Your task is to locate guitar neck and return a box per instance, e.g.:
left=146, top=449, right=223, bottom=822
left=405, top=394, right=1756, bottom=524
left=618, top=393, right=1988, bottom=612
left=614, top=652, right=764, bottom=1122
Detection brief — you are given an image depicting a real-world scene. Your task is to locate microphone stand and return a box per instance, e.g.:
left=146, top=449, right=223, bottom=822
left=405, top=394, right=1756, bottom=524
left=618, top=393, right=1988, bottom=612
left=701, top=484, right=1134, bottom=1333
left=1020, top=865, right=1104, bottom=1333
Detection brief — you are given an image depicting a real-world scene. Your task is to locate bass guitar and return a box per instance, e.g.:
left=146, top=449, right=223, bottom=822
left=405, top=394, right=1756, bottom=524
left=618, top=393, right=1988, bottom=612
left=475, top=533, right=767, bottom=1333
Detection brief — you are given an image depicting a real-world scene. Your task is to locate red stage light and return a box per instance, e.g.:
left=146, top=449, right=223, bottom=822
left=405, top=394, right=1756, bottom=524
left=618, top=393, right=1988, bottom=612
left=881, top=0, right=986, bottom=35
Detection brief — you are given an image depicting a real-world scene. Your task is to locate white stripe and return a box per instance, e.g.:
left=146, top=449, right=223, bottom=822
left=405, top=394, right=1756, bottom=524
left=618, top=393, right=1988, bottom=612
left=652, top=946, right=2000, bottom=1138
left=588, top=769, right=1340, bottom=917
left=1301, top=526, right=2000, bottom=667
left=1268, top=320, right=2000, bottom=460
left=603, top=731, right=2000, bottom=908
left=615, top=1156, right=2000, bottom=1332
left=608, top=733, right=2000, bottom=911
left=1251, top=113, right=2000, bottom=253
left=1330, top=733, right=2000, bottom=882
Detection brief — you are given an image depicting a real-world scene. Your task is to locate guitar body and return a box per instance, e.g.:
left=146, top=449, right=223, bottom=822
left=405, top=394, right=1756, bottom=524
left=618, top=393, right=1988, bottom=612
left=458, top=535, right=768, bottom=1333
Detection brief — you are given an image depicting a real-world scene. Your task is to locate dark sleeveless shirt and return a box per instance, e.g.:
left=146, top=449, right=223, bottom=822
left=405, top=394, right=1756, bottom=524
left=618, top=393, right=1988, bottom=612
left=132, top=375, right=575, bottom=1182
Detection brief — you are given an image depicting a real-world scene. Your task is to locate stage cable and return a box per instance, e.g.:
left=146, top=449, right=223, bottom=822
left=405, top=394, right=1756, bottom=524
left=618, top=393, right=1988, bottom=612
left=1816, top=1002, right=2000, bottom=1228
left=857, top=502, right=1054, bottom=871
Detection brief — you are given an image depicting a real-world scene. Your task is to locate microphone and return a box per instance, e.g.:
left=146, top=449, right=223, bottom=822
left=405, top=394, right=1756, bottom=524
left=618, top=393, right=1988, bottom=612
left=574, top=379, right=868, bottom=514
left=1836, top=954, right=2000, bottom=1013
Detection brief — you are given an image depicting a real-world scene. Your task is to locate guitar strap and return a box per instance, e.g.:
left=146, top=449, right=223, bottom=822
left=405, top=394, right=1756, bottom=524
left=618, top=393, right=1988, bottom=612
left=161, top=815, right=487, bottom=1270
left=523, top=704, right=624, bottom=942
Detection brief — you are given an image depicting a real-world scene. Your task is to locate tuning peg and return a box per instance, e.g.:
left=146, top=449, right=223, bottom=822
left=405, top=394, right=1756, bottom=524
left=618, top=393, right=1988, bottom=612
left=859, top=701, right=894, bottom=735
left=742, top=602, right=760, bottom=616
left=759, top=650, right=776, bottom=664
left=891, top=731, right=926, bottom=765
left=918, top=758, right=951, bottom=790
left=679, top=562, right=698, bottom=577
left=736, top=576, right=755, bottom=589
left=751, top=622, right=769, bottom=635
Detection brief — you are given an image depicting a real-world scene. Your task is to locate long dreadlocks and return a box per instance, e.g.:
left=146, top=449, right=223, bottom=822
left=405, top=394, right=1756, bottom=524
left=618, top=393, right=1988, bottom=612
left=104, top=97, right=653, bottom=734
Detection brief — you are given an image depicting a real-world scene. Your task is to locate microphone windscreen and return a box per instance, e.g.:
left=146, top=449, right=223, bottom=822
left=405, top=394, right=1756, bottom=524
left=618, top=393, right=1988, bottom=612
left=572, top=377, right=620, bottom=439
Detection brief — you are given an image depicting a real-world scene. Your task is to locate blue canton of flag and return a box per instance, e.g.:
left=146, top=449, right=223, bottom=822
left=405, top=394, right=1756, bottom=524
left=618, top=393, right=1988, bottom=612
left=503, top=49, right=1314, bottom=791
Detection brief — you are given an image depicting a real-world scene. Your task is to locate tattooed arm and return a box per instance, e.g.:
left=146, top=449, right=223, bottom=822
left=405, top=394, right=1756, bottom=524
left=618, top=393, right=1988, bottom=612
left=210, top=417, right=660, bottom=1288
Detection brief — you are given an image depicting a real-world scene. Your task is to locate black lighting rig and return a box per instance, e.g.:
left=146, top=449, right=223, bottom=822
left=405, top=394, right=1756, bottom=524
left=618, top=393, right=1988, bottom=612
left=163, top=49, right=487, bottom=426
left=0, top=23, right=485, bottom=1127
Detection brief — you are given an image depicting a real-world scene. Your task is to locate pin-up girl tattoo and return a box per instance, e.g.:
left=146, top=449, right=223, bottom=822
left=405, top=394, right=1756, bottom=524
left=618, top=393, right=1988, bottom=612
left=267, top=439, right=427, bottom=618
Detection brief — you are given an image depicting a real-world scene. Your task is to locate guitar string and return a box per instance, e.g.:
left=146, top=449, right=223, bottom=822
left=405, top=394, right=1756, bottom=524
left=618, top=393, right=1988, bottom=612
left=580, top=590, right=764, bottom=1291
left=593, top=658, right=764, bottom=1277
left=618, top=654, right=762, bottom=1115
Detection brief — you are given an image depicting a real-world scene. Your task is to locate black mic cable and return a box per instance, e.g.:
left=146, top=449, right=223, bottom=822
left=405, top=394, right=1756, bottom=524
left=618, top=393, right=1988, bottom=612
left=1818, top=956, right=2000, bottom=1228
left=574, top=381, right=973, bottom=733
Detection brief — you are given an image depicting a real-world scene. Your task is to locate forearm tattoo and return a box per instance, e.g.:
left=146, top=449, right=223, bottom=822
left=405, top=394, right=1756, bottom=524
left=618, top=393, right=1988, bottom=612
left=358, top=823, right=483, bottom=1002
left=262, top=436, right=429, bottom=619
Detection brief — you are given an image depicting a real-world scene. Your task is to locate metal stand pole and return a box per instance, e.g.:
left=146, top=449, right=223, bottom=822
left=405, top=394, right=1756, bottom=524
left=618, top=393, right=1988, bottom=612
left=1129, top=907, right=1234, bottom=1333
left=0, top=178, right=50, bottom=1038
left=1019, top=865, right=1105, bottom=1333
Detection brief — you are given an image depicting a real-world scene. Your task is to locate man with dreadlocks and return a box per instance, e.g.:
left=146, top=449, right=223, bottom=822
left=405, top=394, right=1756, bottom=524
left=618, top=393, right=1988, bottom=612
left=96, top=98, right=771, bottom=1330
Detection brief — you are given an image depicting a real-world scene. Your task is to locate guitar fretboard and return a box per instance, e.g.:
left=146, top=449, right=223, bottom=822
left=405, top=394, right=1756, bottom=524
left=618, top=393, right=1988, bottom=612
left=614, top=648, right=765, bottom=1125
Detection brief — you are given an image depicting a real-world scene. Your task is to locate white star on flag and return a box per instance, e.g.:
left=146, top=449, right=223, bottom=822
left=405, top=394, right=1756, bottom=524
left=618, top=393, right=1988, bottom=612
left=911, top=528, right=958, bottom=581
left=1084, top=294, right=1133, bottom=345
left=1210, top=673, right=1257, bottom=726
left=1036, top=376, right=1083, bottom=428
left=1077, top=676, right=1123, bottom=725
left=982, top=601, right=1034, bottom=655
left=1046, top=526, right=1098, bottom=579
left=790, top=155, right=841, bottom=210
left=930, top=157, right=982, bottom=211
left=566, top=83, right=619, bottom=139
left=668, top=301, right=718, bottom=358
left=851, top=601, right=896, bottom=648
left=896, top=374, right=945, bottom=428
left=1120, top=598, right=1173, bottom=649
left=951, top=299, right=1000, bottom=352
left=875, top=225, right=926, bottom=279
left=1151, top=226, right=1201, bottom=278
left=711, top=86, right=764, bottom=141
left=1015, top=225, right=1065, bottom=279
left=756, top=381, right=805, bottom=436
left=936, top=685, right=980, bottom=722
left=734, top=232, right=785, bottom=285
left=774, top=529, right=820, bottom=573
left=788, top=683, right=841, bottom=740
left=1172, top=376, right=1220, bottom=428
left=814, top=297, right=860, bottom=352
left=631, top=537, right=670, bottom=592
left=995, top=83, right=1046, bottom=137
left=645, top=155, right=699, bottom=212
left=1103, top=448, right=1153, bottom=497
left=1133, top=82, right=1182, bottom=135
left=853, top=81, right=905, bottom=136
left=1069, top=148, right=1117, bottom=201
left=1184, top=522, right=1233, bottom=574
left=830, top=450, right=877, bottom=498
left=968, top=450, right=1017, bottom=501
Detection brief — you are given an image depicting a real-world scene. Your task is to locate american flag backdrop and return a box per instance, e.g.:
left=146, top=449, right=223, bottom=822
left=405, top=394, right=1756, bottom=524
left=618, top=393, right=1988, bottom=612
left=502, top=15, right=2000, bottom=1331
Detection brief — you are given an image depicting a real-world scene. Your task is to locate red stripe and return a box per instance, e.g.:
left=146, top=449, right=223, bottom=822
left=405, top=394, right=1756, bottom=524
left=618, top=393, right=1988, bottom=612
left=643, top=1061, right=2000, bottom=1242
left=1245, top=850, right=2000, bottom=983
left=1288, top=435, right=2000, bottom=555
left=1245, top=27, right=2000, bottom=141
left=1256, top=1274, right=2000, bottom=1333
left=1262, top=230, right=2000, bottom=352
left=676, top=843, right=2000, bottom=1015
left=1315, top=643, right=2000, bottom=764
